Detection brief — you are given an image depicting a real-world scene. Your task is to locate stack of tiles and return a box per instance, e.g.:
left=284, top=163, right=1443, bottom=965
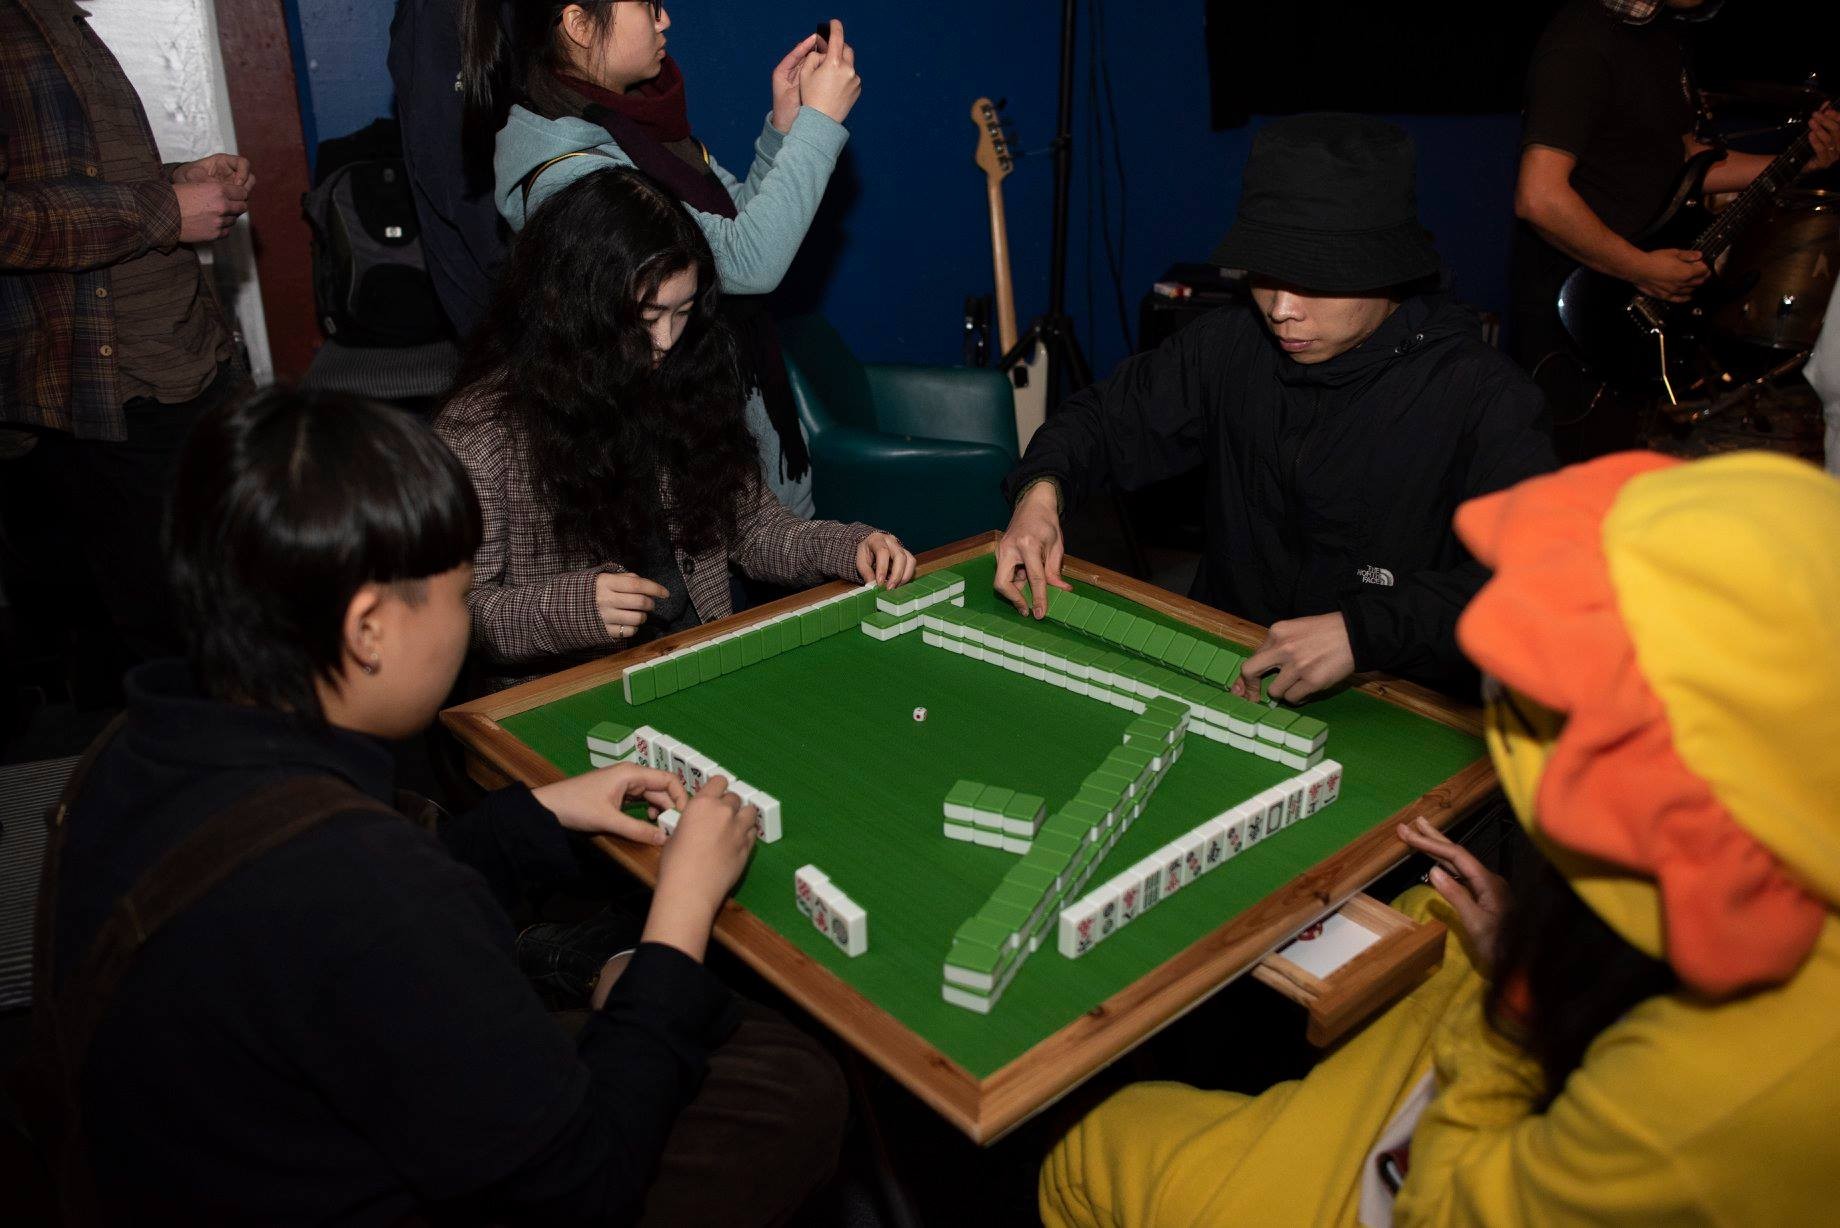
left=1040, top=586, right=1240, bottom=687
left=795, top=864, right=869, bottom=957
left=586, top=720, right=637, bottom=767
left=626, top=725, right=784, bottom=842
left=913, top=601, right=1330, bottom=771
left=1058, top=759, right=1346, bottom=958
left=940, top=709, right=1190, bottom=1013
left=622, top=583, right=883, bottom=705
left=874, top=570, right=966, bottom=618
left=940, top=780, right=1046, bottom=852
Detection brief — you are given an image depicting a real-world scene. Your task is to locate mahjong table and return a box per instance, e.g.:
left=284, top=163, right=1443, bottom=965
left=442, top=533, right=1496, bottom=1143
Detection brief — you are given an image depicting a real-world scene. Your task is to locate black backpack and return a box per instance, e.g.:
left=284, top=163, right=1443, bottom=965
left=302, top=119, right=445, bottom=347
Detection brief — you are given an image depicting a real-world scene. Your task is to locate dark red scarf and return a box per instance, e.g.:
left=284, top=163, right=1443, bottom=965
left=558, top=55, right=691, bottom=141
left=554, top=58, right=738, bottom=220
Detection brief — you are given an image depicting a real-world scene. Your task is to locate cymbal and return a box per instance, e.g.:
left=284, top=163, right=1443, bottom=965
left=1703, top=80, right=1827, bottom=113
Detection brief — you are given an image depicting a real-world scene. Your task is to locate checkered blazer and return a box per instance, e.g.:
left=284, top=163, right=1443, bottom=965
left=436, top=384, right=875, bottom=674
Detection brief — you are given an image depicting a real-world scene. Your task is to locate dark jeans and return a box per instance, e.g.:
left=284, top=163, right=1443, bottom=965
left=557, top=1002, right=850, bottom=1226
left=17, top=363, right=249, bottom=670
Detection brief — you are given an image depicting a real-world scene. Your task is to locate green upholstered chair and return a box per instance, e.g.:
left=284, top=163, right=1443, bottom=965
left=779, top=314, right=1019, bottom=552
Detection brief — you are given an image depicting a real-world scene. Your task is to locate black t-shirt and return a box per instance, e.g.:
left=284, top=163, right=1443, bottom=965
left=1522, top=0, right=1696, bottom=238
left=1510, top=0, right=1696, bottom=353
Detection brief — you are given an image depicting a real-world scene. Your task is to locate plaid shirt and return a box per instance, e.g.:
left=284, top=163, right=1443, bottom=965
left=0, top=0, right=223, bottom=439
left=436, top=385, right=875, bottom=680
left=1598, top=0, right=1663, bottom=24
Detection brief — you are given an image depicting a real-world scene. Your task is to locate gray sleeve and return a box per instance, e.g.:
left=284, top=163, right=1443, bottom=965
left=689, top=106, right=848, bottom=296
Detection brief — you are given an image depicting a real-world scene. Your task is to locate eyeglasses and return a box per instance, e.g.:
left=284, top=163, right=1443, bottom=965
left=556, top=1, right=662, bottom=24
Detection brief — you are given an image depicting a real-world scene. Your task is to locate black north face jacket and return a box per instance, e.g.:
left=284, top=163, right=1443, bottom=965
left=1004, top=295, right=1556, bottom=695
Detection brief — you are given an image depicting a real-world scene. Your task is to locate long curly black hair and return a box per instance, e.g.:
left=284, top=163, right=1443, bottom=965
left=450, top=167, right=759, bottom=559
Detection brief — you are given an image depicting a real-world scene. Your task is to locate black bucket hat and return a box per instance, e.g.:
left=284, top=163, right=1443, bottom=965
left=1210, top=113, right=1441, bottom=294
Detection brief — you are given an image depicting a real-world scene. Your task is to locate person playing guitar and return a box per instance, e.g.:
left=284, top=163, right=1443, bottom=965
left=1508, top=0, right=1839, bottom=460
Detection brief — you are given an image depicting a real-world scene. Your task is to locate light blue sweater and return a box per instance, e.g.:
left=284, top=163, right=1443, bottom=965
left=494, top=104, right=849, bottom=297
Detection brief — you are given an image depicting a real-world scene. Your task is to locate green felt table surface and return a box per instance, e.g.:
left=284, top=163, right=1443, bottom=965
left=498, top=555, right=1483, bottom=1078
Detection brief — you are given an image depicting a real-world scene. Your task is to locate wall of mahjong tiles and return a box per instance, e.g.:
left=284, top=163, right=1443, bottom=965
left=498, top=555, right=1483, bottom=1078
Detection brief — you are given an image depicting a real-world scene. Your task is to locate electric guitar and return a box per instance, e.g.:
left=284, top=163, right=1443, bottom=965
left=971, top=97, right=1051, bottom=450
left=1556, top=112, right=1822, bottom=406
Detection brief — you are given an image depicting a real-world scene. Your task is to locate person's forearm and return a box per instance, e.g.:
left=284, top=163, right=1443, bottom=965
left=699, top=107, right=847, bottom=295
left=730, top=475, right=870, bottom=585
left=438, top=786, right=583, bottom=910
left=466, top=570, right=619, bottom=664
left=479, top=944, right=737, bottom=1221
left=0, top=178, right=179, bottom=272
left=1518, top=181, right=1651, bottom=281
left=640, top=892, right=719, bottom=963
left=1697, top=147, right=1775, bottom=195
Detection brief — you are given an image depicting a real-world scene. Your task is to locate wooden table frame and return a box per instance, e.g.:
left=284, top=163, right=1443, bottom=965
left=442, top=533, right=1498, bottom=1144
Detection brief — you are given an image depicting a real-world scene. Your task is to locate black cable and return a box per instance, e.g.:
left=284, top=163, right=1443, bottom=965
left=1083, top=0, right=1098, bottom=357
left=1074, top=0, right=1133, bottom=355
left=1092, top=0, right=1134, bottom=355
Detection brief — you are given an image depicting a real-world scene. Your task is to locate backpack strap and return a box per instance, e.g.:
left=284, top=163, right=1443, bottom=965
left=24, top=729, right=399, bottom=1223
left=517, top=150, right=613, bottom=210
left=31, top=712, right=129, bottom=1023
left=50, top=775, right=397, bottom=1080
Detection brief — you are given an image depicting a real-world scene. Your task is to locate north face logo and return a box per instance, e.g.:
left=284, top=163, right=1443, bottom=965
left=1357, top=565, right=1395, bottom=587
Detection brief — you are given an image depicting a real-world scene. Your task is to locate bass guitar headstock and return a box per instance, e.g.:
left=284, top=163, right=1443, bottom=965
left=971, top=97, right=1015, bottom=186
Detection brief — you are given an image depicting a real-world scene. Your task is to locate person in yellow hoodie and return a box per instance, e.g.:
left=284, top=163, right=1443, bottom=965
left=1040, top=449, right=1840, bottom=1227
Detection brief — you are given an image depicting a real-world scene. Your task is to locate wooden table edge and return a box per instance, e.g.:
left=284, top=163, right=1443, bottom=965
left=438, top=532, right=1497, bottom=1145
left=971, top=757, right=1496, bottom=1142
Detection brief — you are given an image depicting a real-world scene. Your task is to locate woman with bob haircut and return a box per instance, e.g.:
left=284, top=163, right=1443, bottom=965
left=439, top=166, right=912, bottom=686
left=27, top=386, right=847, bottom=1224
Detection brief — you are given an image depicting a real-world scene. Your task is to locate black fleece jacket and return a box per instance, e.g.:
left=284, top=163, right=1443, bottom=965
left=1004, top=296, right=1556, bottom=694
left=55, top=661, right=738, bottom=1225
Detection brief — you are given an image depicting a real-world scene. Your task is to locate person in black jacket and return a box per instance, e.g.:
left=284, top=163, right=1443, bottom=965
left=998, top=113, right=1556, bottom=702
left=35, top=387, right=846, bottom=1223
left=389, top=0, right=511, bottom=339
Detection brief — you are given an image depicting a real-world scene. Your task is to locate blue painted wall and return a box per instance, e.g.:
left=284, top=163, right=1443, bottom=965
left=287, top=1, right=1521, bottom=377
